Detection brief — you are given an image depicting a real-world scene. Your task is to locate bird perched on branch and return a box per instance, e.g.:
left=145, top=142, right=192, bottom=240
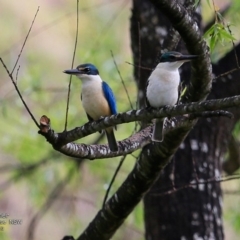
left=64, top=63, right=118, bottom=152
left=146, top=51, right=198, bottom=142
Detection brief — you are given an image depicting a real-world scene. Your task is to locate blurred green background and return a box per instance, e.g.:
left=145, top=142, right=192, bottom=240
left=0, top=0, right=240, bottom=239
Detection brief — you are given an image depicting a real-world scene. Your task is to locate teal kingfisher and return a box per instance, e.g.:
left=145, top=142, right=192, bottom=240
left=64, top=63, right=118, bottom=152
left=146, top=51, right=198, bottom=142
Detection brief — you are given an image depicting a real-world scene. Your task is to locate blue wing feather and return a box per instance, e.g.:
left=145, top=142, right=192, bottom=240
left=102, top=81, right=117, bottom=115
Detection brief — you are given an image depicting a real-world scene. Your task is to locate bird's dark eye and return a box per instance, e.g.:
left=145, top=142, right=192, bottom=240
left=84, top=67, right=90, bottom=72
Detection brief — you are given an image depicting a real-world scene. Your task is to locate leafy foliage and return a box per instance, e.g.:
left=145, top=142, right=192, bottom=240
left=204, top=23, right=235, bottom=52
left=203, top=0, right=236, bottom=53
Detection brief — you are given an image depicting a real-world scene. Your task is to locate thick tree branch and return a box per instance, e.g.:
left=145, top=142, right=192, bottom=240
left=128, top=1, right=235, bottom=240
left=40, top=95, right=240, bottom=160
left=76, top=124, right=191, bottom=240
left=149, top=0, right=212, bottom=103
left=62, top=0, right=234, bottom=237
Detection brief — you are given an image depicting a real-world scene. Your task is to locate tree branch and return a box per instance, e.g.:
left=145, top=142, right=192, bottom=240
left=39, top=95, right=240, bottom=160
left=64, top=0, right=79, bottom=131
left=149, top=0, right=212, bottom=103
left=0, top=58, right=40, bottom=128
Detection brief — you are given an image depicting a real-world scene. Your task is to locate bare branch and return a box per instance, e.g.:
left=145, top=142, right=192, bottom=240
left=11, top=7, right=40, bottom=74
left=214, top=67, right=240, bottom=80
left=102, top=155, right=127, bottom=207
left=39, top=95, right=240, bottom=159
left=203, top=3, right=231, bottom=33
left=64, top=0, right=79, bottom=131
left=15, top=65, right=21, bottom=84
left=151, top=174, right=240, bottom=197
left=111, top=50, right=133, bottom=110
left=125, top=61, right=152, bottom=71
left=227, top=24, right=240, bottom=68
left=87, top=0, right=128, bottom=57
left=149, top=0, right=212, bottom=103
left=0, top=58, right=40, bottom=128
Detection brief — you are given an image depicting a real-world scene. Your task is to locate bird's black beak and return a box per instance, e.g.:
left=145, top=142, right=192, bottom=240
left=178, top=54, right=198, bottom=62
left=63, top=69, right=81, bottom=75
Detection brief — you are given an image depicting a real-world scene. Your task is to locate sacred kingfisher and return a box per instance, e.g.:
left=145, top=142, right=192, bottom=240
left=63, top=63, right=118, bottom=152
left=146, top=51, right=198, bottom=142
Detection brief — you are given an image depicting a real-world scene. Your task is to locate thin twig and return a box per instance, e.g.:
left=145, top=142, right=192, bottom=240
left=211, top=0, right=218, bottom=22
left=151, top=174, right=240, bottom=197
left=1, top=7, right=40, bottom=128
left=64, top=0, right=79, bottom=131
left=0, top=58, right=40, bottom=128
left=111, top=50, right=133, bottom=110
left=212, top=11, right=240, bottom=80
left=15, top=65, right=21, bottom=84
left=125, top=61, right=152, bottom=71
left=102, top=155, right=127, bottom=207
left=130, top=153, right=138, bottom=159
left=227, top=24, right=240, bottom=68
left=1, top=1, right=122, bottom=58
left=11, top=7, right=40, bottom=74
left=213, top=25, right=240, bottom=80
left=203, top=3, right=231, bottom=33
left=84, top=0, right=128, bottom=60
left=214, top=67, right=240, bottom=80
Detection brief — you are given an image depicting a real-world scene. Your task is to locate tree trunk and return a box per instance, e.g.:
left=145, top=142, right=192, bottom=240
left=130, top=0, right=240, bottom=239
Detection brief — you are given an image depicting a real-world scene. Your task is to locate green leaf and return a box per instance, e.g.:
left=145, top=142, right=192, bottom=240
left=180, top=86, right=187, bottom=98
left=209, top=34, right=217, bottom=51
left=203, top=25, right=215, bottom=39
left=220, top=28, right=236, bottom=41
left=203, top=21, right=236, bottom=52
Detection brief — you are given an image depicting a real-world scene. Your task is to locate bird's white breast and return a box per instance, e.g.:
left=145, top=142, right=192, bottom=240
left=81, top=76, right=111, bottom=120
left=146, top=66, right=180, bottom=108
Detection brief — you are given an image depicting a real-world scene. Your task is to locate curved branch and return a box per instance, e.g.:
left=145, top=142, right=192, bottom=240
left=149, top=0, right=212, bottom=102
left=40, top=95, right=240, bottom=159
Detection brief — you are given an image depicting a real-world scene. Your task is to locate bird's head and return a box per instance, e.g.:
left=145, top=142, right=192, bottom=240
left=63, top=63, right=99, bottom=81
left=158, top=51, right=198, bottom=70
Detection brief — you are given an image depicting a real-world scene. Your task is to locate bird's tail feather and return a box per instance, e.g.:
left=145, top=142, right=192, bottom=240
left=106, top=129, right=118, bottom=152
left=152, top=118, right=164, bottom=142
